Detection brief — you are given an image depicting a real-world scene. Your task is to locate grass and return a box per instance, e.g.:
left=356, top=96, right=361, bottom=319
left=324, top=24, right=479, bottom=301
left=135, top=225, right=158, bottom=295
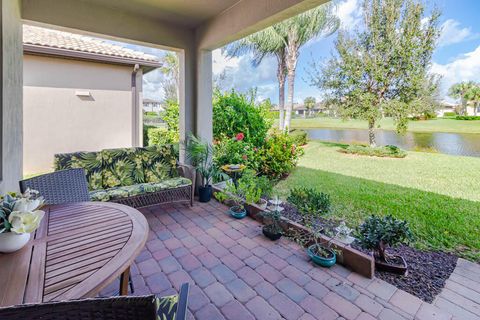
left=290, top=117, right=480, bottom=134
left=276, top=141, right=480, bottom=261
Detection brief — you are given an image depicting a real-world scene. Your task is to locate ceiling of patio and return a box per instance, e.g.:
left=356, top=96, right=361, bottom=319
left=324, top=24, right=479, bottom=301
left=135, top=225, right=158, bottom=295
left=79, top=0, right=242, bottom=28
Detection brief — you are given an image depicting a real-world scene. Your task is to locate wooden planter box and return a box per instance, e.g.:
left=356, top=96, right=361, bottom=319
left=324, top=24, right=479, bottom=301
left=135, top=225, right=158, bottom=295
left=213, top=186, right=374, bottom=278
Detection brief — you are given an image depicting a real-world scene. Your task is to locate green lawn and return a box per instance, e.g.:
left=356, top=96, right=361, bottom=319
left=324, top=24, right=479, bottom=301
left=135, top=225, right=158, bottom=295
left=276, top=141, right=480, bottom=261
left=290, top=117, right=480, bottom=134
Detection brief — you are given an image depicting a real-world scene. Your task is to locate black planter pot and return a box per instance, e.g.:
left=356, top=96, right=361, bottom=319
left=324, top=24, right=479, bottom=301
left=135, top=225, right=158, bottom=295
left=262, top=225, right=282, bottom=241
left=198, top=185, right=212, bottom=203
left=375, top=255, right=408, bottom=275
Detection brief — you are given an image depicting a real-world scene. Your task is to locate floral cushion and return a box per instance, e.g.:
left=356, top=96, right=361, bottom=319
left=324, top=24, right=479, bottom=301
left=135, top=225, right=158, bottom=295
left=54, top=151, right=103, bottom=190
left=101, top=148, right=145, bottom=189
left=140, top=144, right=179, bottom=183
left=89, top=189, right=110, bottom=202
left=155, top=294, right=178, bottom=320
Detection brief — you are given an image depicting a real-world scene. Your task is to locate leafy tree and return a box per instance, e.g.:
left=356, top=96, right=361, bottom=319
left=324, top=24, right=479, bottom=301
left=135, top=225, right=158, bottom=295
left=304, top=96, right=316, bottom=117
left=309, top=0, right=441, bottom=146
left=449, top=81, right=476, bottom=116
left=159, top=52, right=179, bottom=102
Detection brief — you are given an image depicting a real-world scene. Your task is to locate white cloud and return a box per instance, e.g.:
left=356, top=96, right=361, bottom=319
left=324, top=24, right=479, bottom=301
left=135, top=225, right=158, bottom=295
left=212, top=48, right=278, bottom=101
left=438, top=19, right=479, bottom=47
left=431, top=45, right=480, bottom=101
left=336, top=0, right=362, bottom=30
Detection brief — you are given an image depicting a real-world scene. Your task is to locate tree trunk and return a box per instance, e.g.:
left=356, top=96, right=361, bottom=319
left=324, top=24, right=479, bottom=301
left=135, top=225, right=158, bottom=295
left=368, top=119, right=376, bottom=147
left=277, top=54, right=286, bottom=130
left=475, top=102, right=478, bottom=116
left=284, top=53, right=298, bottom=132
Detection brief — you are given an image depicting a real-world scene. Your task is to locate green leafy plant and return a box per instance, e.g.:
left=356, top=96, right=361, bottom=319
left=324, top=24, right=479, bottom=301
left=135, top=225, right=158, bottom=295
left=222, top=181, right=245, bottom=211
left=443, top=112, right=456, bottom=117
left=147, top=127, right=176, bottom=145
left=236, top=169, right=272, bottom=205
left=287, top=187, right=331, bottom=217
left=455, top=115, right=480, bottom=120
left=186, top=134, right=227, bottom=187
left=159, top=100, right=180, bottom=143
left=289, top=129, right=308, bottom=146
left=356, top=215, right=414, bottom=262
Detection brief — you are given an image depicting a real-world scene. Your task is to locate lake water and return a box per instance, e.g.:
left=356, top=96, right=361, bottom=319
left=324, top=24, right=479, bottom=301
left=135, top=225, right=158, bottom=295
left=306, top=128, right=480, bottom=157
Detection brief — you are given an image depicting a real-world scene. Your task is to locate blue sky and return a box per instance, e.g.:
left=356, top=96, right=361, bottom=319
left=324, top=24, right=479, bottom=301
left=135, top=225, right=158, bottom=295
left=133, top=0, right=480, bottom=105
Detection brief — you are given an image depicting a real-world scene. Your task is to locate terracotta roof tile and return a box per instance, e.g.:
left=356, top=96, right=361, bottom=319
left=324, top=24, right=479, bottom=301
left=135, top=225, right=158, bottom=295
left=23, top=25, right=159, bottom=64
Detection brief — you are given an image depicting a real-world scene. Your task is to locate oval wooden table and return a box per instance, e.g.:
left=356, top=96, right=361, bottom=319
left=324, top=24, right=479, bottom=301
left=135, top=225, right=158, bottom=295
left=0, top=202, right=148, bottom=307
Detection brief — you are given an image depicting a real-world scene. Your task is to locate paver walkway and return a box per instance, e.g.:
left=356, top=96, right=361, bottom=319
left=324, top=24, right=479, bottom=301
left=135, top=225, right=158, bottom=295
left=100, top=201, right=473, bottom=320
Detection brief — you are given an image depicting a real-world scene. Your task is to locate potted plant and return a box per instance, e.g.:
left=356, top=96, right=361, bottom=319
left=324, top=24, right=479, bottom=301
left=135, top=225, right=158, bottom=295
left=0, top=189, right=45, bottom=253
left=356, top=215, right=414, bottom=275
left=237, top=170, right=272, bottom=212
left=287, top=215, right=339, bottom=268
left=221, top=181, right=247, bottom=219
left=335, top=221, right=355, bottom=245
left=186, top=135, right=227, bottom=202
left=260, top=209, right=283, bottom=241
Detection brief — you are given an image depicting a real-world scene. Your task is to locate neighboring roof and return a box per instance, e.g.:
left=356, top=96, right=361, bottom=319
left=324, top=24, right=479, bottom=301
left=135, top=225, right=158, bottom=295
left=23, top=25, right=162, bottom=70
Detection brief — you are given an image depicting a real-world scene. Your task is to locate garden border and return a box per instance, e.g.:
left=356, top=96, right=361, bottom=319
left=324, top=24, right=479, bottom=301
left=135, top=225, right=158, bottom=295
left=212, top=185, right=375, bottom=278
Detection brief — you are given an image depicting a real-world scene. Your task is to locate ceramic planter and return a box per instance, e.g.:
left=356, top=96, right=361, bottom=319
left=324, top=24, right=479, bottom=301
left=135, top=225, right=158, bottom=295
left=262, top=225, right=282, bottom=241
left=307, top=244, right=336, bottom=268
left=256, top=198, right=268, bottom=210
left=0, top=232, right=31, bottom=253
left=228, top=206, right=247, bottom=219
left=198, top=185, right=212, bottom=203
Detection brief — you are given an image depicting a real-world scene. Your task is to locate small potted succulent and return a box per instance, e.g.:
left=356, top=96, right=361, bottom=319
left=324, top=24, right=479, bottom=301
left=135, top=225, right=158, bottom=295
left=186, top=134, right=227, bottom=202
left=260, top=209, right=283, bottom=241
left=287, top=215, right=339, bottom=268
left=0, top=189, right=45, bottom=253
left=356, top=215, right=414, bottom=275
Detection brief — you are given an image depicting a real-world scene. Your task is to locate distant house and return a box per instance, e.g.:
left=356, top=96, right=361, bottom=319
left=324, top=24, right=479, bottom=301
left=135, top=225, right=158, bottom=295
left=143, top=98, right=163, bottom=113
left=436, top=101, right=457, bottom=116
left=293, top=102, right=326, bottom=117
left=23, top=25, right=161, bottom=174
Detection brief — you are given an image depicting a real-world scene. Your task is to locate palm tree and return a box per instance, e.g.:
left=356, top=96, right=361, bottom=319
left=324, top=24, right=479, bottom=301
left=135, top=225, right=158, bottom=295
left=225, top=26, right=287, bottom=130
left=449, top=81, right=476, bottom=115
left=280, top=3, right=339, bottom=131
left=160, top=52, right=180, bottom=102
left=465, top=83, right=480, bottom=116
left=304, top=96, right=316, bottom=117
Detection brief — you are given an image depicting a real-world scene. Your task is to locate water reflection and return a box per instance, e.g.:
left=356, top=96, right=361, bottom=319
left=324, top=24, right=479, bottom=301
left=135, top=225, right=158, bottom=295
left=306, top=128, right=480, bottom=157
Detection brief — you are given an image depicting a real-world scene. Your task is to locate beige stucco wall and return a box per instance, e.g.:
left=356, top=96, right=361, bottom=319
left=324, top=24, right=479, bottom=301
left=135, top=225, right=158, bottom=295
left=23, top=54, right=141, bottom=175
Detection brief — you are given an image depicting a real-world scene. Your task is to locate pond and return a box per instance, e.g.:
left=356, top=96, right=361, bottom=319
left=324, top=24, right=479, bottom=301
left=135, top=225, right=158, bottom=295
left=306, top=128, right=480, bottom=157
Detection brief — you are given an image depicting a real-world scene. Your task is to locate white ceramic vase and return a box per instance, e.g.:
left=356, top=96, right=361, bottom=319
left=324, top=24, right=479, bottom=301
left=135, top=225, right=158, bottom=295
left=0, top=232, right=30, bottom=253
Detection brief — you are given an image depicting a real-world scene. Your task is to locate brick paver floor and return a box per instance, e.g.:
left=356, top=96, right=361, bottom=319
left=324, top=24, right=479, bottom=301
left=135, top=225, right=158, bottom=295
left=100, top=201, right=471, bottom=320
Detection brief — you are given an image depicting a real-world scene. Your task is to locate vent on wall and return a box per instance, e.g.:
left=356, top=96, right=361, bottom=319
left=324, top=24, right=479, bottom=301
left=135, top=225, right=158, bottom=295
left=75, top=91, right=91, bottom=97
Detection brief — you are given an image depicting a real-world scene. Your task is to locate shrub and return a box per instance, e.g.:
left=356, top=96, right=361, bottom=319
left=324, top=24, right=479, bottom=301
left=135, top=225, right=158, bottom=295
left=258, top=131, right=303, bottom=179
left=356, top=215, right=414, bottom=261
left=214, top=137, right=260, bottom=171
left=159, top=100, right=179, bottom=142
left=143, top=125, right=155, bottom=146
left=339, top=144, right=407, bottom=158
left=147, top=127, right=176, bottom=145
left=443, top=111, right=456, bottom=117
left=289, top=129, right=308, bottom=146
left=144, top=111, right=158, bottom=116
left=237, top=169, right=273, bottom=204
left=455, top=115, right=480, bottom=120
left=213, top=90, right=272, bottom=146
left=287, top=187, right=331, bottom=217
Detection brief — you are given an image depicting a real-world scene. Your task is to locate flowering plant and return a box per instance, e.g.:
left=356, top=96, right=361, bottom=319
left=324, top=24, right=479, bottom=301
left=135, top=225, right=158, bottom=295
left=0, top=189, right=45, bottom=234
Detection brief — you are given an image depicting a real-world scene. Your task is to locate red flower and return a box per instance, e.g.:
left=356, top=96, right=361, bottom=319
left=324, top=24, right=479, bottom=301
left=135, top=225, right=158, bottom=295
left=236, top=133, right=245, bottom=141
left=253, top=147, right=258, bottom=152
left=242, top=155, right=248, bottom=161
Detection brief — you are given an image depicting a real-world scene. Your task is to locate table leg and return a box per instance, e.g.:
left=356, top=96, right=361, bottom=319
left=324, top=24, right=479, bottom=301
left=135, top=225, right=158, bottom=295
left=119, top=266, right=130, bottom=296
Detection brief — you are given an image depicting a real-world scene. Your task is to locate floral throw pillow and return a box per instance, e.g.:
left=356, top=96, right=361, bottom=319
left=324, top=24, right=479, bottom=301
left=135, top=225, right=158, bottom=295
left=101, top=148, right=145, bottom=189
left=141, top=144, right=179, bottom=183
left=54, top=151, right=103, bottom=190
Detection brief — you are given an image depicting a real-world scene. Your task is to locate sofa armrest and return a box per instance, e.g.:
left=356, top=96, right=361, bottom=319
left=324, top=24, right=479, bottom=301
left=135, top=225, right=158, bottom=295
left=177, top=164, right=196, bottom=206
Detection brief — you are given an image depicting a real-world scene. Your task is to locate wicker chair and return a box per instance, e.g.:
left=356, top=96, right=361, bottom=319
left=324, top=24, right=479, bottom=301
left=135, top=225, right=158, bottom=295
left=0, top=283, right=189, bottom=320
left=19, top=168, right=90, bottom=205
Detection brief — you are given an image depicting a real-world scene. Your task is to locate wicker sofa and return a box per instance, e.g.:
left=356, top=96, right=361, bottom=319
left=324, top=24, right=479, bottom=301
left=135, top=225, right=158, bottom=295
left=53, top=144, right=195, bottom=208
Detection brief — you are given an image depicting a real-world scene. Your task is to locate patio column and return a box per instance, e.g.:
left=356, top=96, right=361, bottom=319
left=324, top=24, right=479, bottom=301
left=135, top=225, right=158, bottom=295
left=178, top=47, right=213, bottom=162
left=0, top=0, right=23, bottom=193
